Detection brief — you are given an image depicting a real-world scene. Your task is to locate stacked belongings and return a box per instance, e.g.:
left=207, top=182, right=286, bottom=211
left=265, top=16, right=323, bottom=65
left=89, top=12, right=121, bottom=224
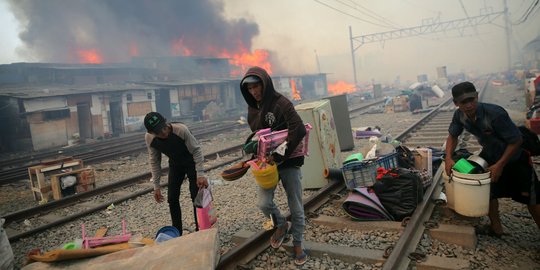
left=342, top=187, right=394, bottom=221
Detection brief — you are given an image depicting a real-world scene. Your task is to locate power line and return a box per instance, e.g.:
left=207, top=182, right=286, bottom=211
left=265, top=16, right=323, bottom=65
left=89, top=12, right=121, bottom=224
left=313, top=0, right=394, bottom=29
left=513, top=0, right=539, bottom=25
left=336, top=0, right=402, bottom=29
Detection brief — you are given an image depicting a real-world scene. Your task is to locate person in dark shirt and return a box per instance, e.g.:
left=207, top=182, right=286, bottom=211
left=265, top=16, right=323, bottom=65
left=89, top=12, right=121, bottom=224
left=144, top=112, right=208, bottom=235
left=240, top=66, right=308, bottom=265
left=444, top=81, right=540, bottom=236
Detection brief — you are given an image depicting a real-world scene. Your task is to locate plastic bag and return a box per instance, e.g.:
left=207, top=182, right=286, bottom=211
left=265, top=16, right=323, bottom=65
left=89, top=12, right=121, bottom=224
left=194, top=187, right=217, bottom=230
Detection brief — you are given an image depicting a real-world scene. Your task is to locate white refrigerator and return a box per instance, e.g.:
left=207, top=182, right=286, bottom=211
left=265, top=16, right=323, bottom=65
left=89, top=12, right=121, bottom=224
left=295, top=100, right=342, bottom=189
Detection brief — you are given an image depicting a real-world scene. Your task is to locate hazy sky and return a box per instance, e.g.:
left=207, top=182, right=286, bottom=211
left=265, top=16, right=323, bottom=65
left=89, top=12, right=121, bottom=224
left=1, top=0, right=539, bottom=84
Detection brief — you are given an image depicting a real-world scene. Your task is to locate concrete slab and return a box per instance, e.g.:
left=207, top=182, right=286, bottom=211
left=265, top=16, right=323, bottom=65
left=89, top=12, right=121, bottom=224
left=428, top=224, right=477, bottom=249
left=315, top=215, right=476, bottom=249
left=416, top=255, right=470, bottom=270
left=5, top=227, right=21, bottom=238
left=313, top=215, right=403, bottom=232
left=109, top=191, right=131, bottom=198
left=22, top=228, right=220, bottom=270
left=232, top=229, right=470, bottom=270
left=78, top=201, right=102, bottom=209
left=39, top=214, right=65, bottom=224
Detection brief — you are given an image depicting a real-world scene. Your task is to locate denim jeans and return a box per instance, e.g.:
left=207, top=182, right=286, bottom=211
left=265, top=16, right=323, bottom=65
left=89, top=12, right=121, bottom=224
left=257, top=166, right=305, bottom=247
left=168, top=165, right=199, bottom=235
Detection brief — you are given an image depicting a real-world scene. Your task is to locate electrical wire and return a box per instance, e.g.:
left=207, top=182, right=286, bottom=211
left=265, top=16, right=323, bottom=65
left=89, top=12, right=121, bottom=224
left=313, top=0, right=394, bottom=29
left=334, top=0, right=402, bottom=29
left=513, top=0, right=539, bottom=25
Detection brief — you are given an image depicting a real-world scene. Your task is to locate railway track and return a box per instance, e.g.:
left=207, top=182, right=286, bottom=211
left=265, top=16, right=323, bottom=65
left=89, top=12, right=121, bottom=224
left=0, top=121, right=246, bottom=185
left=12, top=81, right=535, bottom=269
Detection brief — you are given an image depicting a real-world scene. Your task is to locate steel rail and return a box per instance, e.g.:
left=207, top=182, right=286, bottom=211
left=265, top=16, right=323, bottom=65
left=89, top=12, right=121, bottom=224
left=6, top=149, right=245, bottom=242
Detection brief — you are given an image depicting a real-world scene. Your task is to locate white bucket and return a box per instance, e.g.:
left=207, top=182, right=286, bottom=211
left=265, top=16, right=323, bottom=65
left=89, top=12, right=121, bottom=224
left=442, top=162, right=454, bottom=209
left=451, top=169, right=491, bottom=217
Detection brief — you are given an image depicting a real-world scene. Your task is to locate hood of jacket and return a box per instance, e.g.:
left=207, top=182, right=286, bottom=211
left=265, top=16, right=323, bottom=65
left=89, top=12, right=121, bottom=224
left=240, top=66, right=279, bottom=112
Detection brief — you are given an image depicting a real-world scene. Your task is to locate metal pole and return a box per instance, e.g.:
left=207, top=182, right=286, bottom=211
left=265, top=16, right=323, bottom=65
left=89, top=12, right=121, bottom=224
left=349, top=26, right=358, bottom=89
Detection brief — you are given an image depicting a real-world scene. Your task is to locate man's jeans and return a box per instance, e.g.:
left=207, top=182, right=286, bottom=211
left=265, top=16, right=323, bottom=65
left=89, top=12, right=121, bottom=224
left=257, top=166, right=305, bottom=247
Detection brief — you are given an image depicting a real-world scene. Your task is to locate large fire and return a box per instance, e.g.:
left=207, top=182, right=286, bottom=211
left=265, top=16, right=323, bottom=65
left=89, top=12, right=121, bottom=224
left=328, top=81, right=356, bottom=95
left=172, top=37, right=194, bottom=56
left=219, top=49, right=272, bottom=77
left=74, top=40, right=272, bottom=76
left=77, top=49, right=103, bottom=64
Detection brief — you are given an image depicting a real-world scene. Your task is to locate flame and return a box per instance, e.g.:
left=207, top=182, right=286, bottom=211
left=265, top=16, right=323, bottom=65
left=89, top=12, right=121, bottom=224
left=130, top=43, right=139, bottom=57
left=172, top=37, right=193, bottom=56
left=328, top=81, right=356, bottom=95
left=77, top=49, right=103, bottom=64
left=291, top=79, right=301, bottom=100
left=218, top=49, right=272, bottom=77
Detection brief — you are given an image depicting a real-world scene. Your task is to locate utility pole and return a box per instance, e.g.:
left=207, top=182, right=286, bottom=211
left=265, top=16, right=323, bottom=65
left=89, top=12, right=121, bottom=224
left=349, top=26, right=358, bottom=89
left=314, top=50, right=321, bottom=74
left=503, top=0, right=512, bottom=69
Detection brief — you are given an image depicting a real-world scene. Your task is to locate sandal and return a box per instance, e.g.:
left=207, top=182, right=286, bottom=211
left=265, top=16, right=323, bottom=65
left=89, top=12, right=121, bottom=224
left=292, top=249, right=308, bottom=266
left=270, top=221, right=291, bottom=249
left=475, top=224, right=504, bottom=238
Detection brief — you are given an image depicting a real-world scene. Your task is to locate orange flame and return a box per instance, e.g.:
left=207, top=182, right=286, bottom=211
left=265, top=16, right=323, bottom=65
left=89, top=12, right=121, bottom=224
left=130, top=43, right=139, bottom=57
left=290, top=79, right=301, bottom=100
left=77, top=49, right=103, bottom=64
left=172, top=38, right=193, bottom=56
left=218, top=49, right=272, bottom=77
left=328, top=81, right=356, bottom=95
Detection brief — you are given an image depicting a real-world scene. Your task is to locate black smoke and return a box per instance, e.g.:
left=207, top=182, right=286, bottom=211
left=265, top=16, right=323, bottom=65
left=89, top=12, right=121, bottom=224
left=7, top=0, right=259, bottom=63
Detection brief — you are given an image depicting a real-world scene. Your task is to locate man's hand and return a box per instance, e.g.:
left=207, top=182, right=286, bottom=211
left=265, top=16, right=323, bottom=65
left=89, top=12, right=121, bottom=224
left=488, top=163, right=504, bottom=183
left=197, top=176, right=208, bottom=188
left=154, top=188, right=164, bottom=203
left=444, top=157, right=455, bottom=176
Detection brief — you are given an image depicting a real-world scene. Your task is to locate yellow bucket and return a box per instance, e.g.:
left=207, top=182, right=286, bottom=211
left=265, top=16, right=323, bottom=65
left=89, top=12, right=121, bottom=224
left=249, top=161, right=279, bottom=189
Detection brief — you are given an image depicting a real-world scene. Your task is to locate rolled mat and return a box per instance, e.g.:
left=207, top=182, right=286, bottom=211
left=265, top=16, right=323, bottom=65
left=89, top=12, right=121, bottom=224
left=323, top=168, right=344, bottom=182
left=342, top=187, right=394, bottom=221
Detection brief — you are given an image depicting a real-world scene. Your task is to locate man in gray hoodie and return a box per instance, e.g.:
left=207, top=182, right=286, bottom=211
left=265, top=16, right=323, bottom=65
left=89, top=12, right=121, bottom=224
left=240, top=66, right=308, bottom=265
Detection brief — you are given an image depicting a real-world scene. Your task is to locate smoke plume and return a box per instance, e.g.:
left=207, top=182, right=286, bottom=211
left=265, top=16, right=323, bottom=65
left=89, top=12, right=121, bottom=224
left=7, top=0, right=260, bottom=64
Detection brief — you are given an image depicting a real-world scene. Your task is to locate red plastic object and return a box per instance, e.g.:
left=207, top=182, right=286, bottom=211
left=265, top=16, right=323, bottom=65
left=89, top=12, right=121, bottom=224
left=256, top=123, right=312, bottom=161
left=530, top=118, right=540, bottom=134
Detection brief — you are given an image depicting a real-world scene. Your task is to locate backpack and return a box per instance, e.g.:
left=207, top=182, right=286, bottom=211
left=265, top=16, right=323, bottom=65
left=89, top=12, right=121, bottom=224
left=372, top=168, right=423, bottom=221
left=518, top=126, right=540, bottom=156
left=395, top=145, right=416, bottom=169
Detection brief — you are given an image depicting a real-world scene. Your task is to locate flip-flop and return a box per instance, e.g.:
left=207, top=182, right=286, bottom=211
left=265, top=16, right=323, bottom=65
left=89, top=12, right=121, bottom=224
left=292, top=250, right=309, bottom=266
left=270, top=221, right=291, bottom=249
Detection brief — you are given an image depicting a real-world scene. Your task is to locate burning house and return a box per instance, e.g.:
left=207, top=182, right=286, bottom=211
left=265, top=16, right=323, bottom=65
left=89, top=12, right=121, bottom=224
left=0, top=1, right=329, bottom=152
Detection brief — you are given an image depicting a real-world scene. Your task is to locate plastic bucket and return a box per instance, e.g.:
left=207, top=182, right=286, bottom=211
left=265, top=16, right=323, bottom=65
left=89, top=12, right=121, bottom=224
left=249, top=161, right=279, bottom=189
left=441, top=162, right=454, bottom=210
left=451, top=170, right=491, bottom=217
left=155, top=226, right=180, bottom=244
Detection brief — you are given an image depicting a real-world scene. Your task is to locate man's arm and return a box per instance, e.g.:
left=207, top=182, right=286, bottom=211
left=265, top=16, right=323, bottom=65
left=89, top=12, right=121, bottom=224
left=444, top=134, right=459, bottom=176
left=489, top=138, right=522, bottom=182
left=176, top=124, right=208, bottom=188
left=145, top=133, right=162, bottom=190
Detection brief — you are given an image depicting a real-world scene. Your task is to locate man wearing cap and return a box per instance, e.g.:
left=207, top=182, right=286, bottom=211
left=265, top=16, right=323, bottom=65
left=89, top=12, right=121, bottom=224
left=444, top=81, right=540, bottom=236
left=240, top=66, right=309, bottom=265
left=144, top=112, right=208, bottom=235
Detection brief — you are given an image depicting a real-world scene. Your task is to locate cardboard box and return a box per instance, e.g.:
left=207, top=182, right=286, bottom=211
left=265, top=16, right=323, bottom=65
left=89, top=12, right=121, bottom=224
left=412, top=148, right=432, bottom=177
